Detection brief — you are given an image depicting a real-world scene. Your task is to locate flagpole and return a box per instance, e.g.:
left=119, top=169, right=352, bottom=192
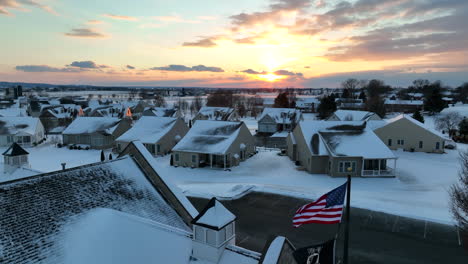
left=343, top=172, right=351, bottom=264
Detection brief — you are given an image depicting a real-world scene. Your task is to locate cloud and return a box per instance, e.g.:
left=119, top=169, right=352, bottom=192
left=0, top=0, right=57, bottom=16
left=151, top=64, right=224, bottom=72
left=69, top=61, right=100, bottom=69
left=182, top=37, right=218, bottom=47
left=241, top=69, right=265, bottom=75
left=15, top=65, right=81, bottom=72
left=126, top=65, right=135, bottom=69
left=102, top=13, right=138, bottom=21
left=274, top=69, right=303, bottom=77
left=64, top=28, right=107, bottom=38
left=87, top=20, right=103, bottom=24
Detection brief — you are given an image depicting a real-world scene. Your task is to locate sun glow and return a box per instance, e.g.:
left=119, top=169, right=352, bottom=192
left=257, top=73, right=285, bottom=82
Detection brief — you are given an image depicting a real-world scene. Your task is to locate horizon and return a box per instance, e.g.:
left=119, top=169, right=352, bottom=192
left=1, top=0, right=467, bottom=88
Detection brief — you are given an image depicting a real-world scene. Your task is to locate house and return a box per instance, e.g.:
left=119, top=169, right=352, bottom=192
left=327, top=110, right=381, bottom=121
left=116, top=116, right=188, bottom=155
left=373, top=114, right=449, bottom=153
left=193, top=107, right=239, bottom=123
left=286, top=121, right=397, bottom=177
left=384, top=99, right=423, bottom=113
left=171, top=120, right=255, bottom=169
left=0, top=117, right=45, bottom=147
left=295, top=97, right=320, bottom=113
left=335, top=98, right=366, bottom=110
left=142, top=107, right=180, bottom=118
left=0, top=141, right=264, bottom=263
left=257, top=108, right=303, bottom=134
left=62, top=117, right=132, bottom=149
left=39, top=105, right=79, bottom=134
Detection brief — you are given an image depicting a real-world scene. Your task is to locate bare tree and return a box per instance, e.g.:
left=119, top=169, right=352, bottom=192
left=192, top=96, right=203, bottom=112
left=154, top=94, right=167, bottom=107
left=435, top=112, right=463, bottom=136
left=341, top=78, right=359, bottom=99
left=450, top=151, right=468, bottom=233
left=176, top=98, right=189, bottom=115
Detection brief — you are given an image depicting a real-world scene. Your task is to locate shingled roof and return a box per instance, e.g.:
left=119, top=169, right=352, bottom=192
left=0, top=155, right=190, bottom=263
left=2, top=142, right=29, bottom=156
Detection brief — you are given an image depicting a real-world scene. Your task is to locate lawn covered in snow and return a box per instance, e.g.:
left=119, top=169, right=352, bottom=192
left=153, top=144, right=467, bottom=224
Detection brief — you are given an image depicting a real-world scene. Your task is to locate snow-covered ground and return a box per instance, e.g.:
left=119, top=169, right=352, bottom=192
left=153, top=144, right=467, bottom=225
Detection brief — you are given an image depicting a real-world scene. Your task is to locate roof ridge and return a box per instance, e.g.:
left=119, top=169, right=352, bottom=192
left=0, top=157, right=129, bottom=186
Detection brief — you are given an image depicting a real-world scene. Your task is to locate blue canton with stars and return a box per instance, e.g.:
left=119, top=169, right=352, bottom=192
left=325, top=182, right=347, bottom=208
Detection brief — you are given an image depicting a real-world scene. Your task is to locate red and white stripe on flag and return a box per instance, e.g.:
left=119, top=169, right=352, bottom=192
left=292, top=194, right=344, bottom=227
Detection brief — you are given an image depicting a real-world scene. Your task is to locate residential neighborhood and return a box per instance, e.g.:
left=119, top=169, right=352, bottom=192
left=2, top=0, right=468, bottom=263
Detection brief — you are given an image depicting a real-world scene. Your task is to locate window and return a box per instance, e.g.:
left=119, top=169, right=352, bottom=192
left=21, top=155, right=27, bottom=163
left=388, top=139, right=392, bottom=146
left=157, top=144, right=161, bottom=153
left=194, top=226, right=204, bottom=242
left=7, top=136, right=13, bottom=143
left=401, top=139, right=404, bottom=145
left=218, top=228, right=226, bottom=243
left=23, top=136, right=31, bottom=143
left=339, top=161, right=356, bottom=173
left=206, top=229, right=216, bottom=246
left=192, top=155, right=196, bottom=163
left=397, top=139, right=404, bottom=145
left=436, top=142, right=440, bottom=150
left=226, top=223, right=234, bottom=239
left=419, top=141, right=423, bottom=148
left=175, top=153, right=179, bottom=161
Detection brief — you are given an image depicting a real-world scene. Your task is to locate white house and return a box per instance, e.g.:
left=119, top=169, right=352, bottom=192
left=257, top=108, right=303, bottom=134
left=0, top=117, right=45, bottom=147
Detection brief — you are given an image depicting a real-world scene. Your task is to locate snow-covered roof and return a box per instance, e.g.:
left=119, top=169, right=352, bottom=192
left=197, top=106, right=236, bottom=121
left=384, top=99, right=423, bottom=105
left=261, top=237, right=287, bottom=264
left=193, top=198, right=236, bottom=229
left=384, top=114, right=449, bottom=140
left=298, top=120, right=395, bottom=159
left=116, top=117, right=177, bottom=144
left=295, top=97, right=320, bottom=108
left=63, top=208, right=258, bottom=264
left=259, top=108, right=302, bottom=124
left=63, top=117, right=121, bottom=135
left=172, top=120, right=244, bottom=155
left=0, top=163, right=41, bottom=183
left=320, top=130, right=396, bottom=159
left=331, top=110, right=377, bottom=121
left=0, top=107, right=27, bottom=117
left=0, top=116, right=40, bottom=135
left=143, top=107, right=177, bottom=117
left=0, top=156, right=190, bottom=263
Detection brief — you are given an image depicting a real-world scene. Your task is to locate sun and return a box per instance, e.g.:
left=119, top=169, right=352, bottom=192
left=257, top=73, right=285, bottom=82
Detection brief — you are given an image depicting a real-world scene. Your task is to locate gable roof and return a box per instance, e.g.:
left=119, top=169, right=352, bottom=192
left=116, top=117, right=178, bottom=144
left=2, top=142, right=29, bottom=156
left=143, top=107, right=177, bottom=117
left=192, top=198, right=236, bottom=230
left=382, top=114, right=449, bottom=140
left=172, top=120, right=245, bottom=155
left=0, top=155, right=190, bottom=263
left=62, top=117, right=121, bottom=135
left=331, top=110, right=377, bottom=121
left=297, top=120, right=395, bottom=159
left=0, top=116, right=40, bottom=135
left=259, top=108, right=302, bottom=124
left=197, top=106, right=236, bottom=121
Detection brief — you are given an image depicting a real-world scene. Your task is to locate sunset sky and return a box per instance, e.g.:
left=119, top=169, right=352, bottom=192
left=1, top=0, right=467, bottom=88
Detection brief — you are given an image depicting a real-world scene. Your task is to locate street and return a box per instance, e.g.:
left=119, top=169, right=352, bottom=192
left=189, top=192, right=468, bottom=264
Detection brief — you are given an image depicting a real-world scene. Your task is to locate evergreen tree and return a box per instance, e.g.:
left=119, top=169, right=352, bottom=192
left=189, top=119, right=192, bottom=128
left=100, top=150, right=105, bottom=162
left=459, top=118, right=468, bottom=136
left=341, top=89, right=351, bottom=98
left=273, top=92, right=289, bottom=108
left=424, top=88, right=446, bottom=113
left=317, top=95, right=337, bottom=119
left=412, top=110, right=425, bottom=123
left=358, top=91, right=367, bottom=102
left=365, top=96, right=386, bottom=118
left=108, top=153, right=113, bottom=160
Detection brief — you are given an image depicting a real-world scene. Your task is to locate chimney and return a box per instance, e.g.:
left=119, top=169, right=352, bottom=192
left=61, top=163, right=66, bottom=170
left=191, top=198, right=236, bottom=263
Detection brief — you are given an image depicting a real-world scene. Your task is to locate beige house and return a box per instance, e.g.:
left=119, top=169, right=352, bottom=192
left=287, top=121, right=396, bottom=177
left=171, top=120, right=255, bottom=169
left=192, top=107, right=239, bottom=123
left=373, top=114, right=448, bottom=153
left=63, top=117, right=132, bottom=149
left=116, top=116, right=188, bottom=155
left=327, top=110, right=381, bottom=121
left=257, top=108, right=303, bottom=134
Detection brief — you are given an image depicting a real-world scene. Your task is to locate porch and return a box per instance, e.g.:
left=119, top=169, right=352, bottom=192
left=362, top=158, right=397, bottom=177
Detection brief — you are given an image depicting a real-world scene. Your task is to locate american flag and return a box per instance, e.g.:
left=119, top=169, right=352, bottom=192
left=293, top=182, right=347, bottom=227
